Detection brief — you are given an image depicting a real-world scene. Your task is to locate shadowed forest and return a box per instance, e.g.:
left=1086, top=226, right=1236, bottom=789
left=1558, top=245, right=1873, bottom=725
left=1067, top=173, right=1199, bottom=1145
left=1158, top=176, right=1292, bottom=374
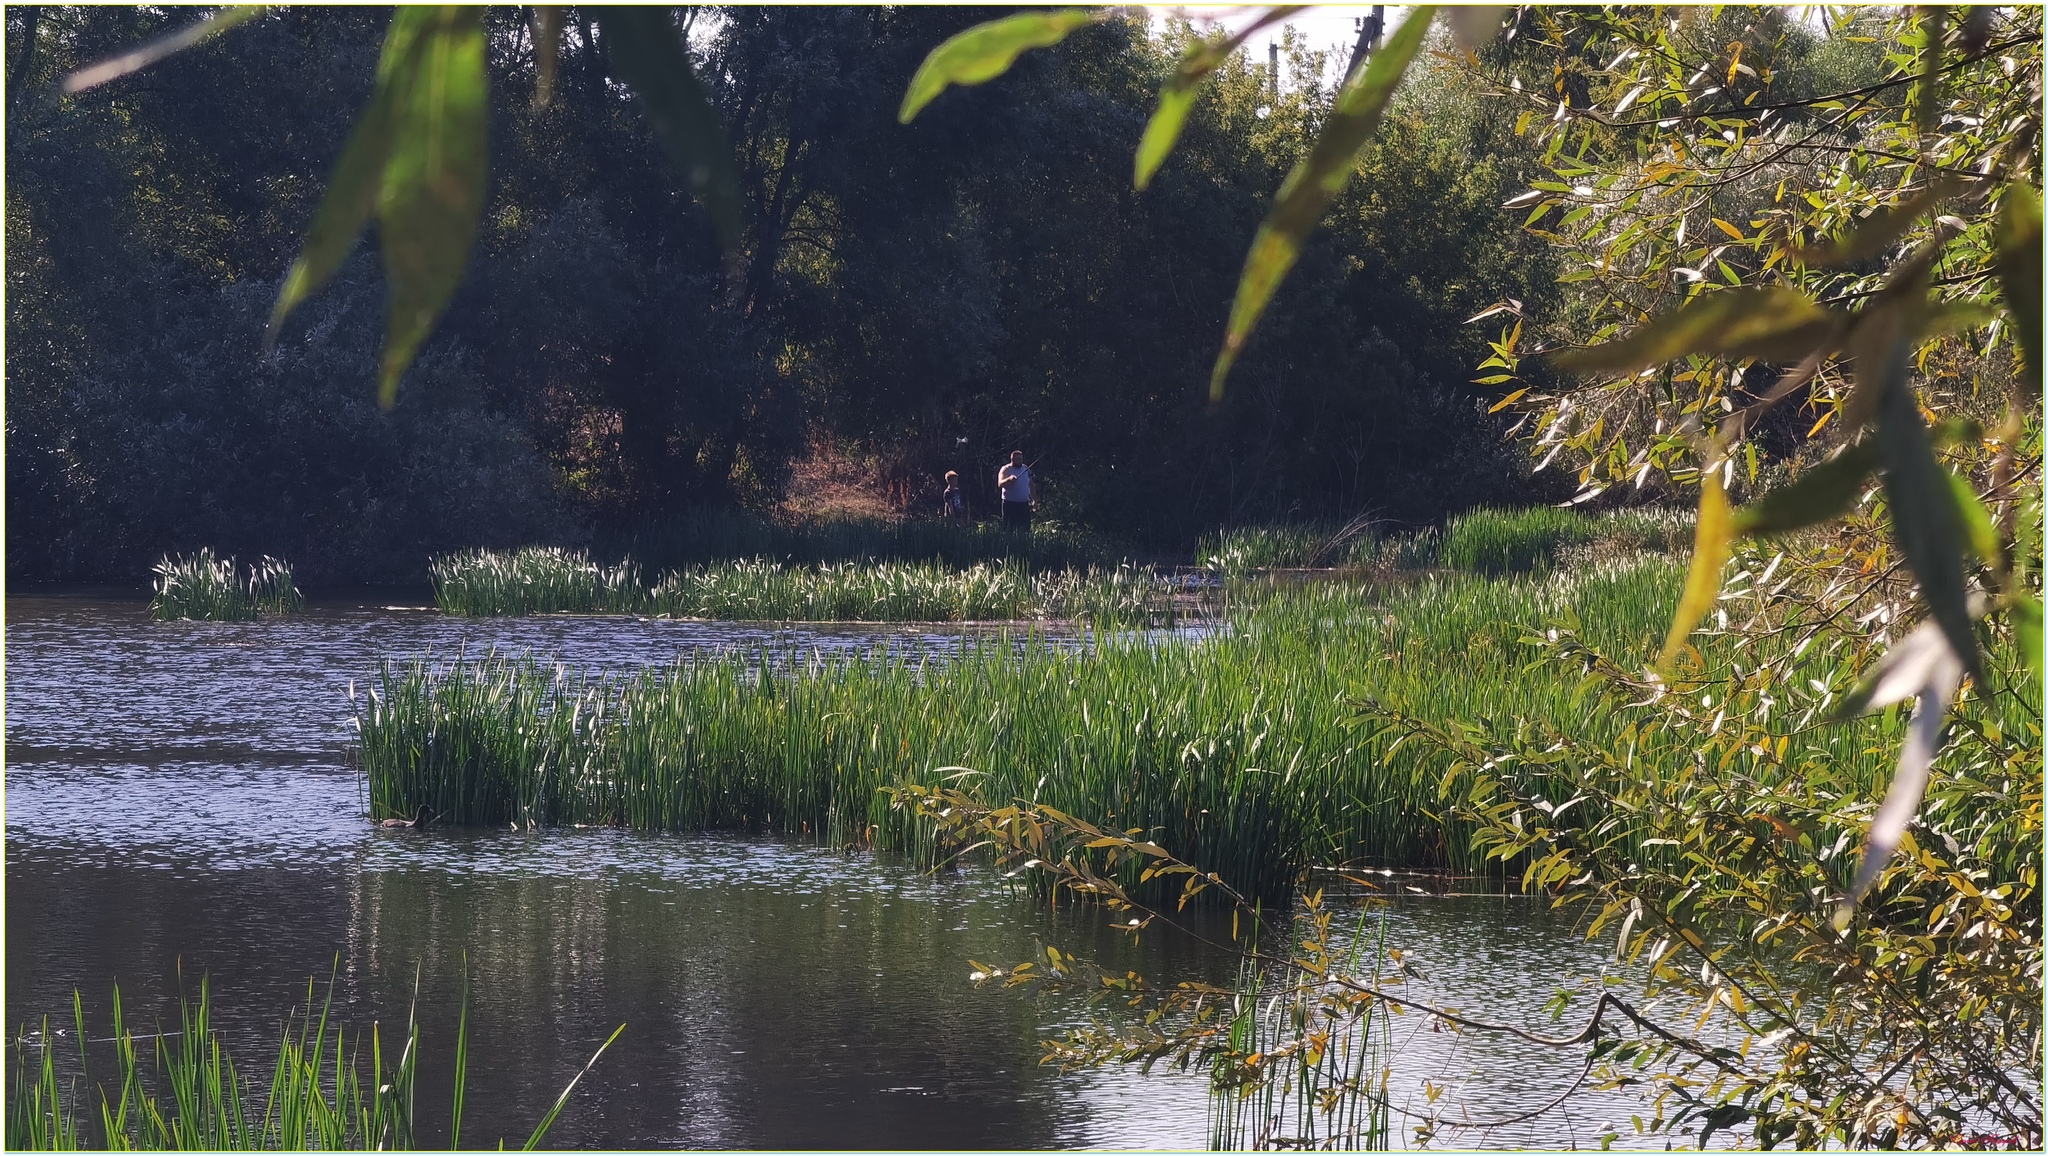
left=6, top=5, right=1573, bottom=583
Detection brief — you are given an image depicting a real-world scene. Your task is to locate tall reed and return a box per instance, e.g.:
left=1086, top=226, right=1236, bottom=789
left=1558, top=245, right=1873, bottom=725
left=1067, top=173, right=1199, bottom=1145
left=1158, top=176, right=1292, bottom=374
left=355, top=557, right=1775, bottom=901
left=432, top=547, right=646, bottom=616
left=4, top=971, right=619, bottom=1151
left=150, top=551, right=304, bottom=621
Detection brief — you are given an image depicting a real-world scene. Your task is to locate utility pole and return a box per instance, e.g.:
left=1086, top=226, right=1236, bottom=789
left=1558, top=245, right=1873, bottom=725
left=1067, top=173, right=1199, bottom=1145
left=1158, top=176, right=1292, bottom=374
left=1345, top=5, right=1385, bottom=79
left=1268, top=39, right=1279, bottom=106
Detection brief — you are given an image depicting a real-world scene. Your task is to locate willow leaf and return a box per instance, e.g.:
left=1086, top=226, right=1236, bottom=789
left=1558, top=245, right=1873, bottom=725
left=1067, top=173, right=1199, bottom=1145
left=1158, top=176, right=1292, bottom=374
left=1552, top=287, right=1843, bottom=375
left=374, top=6, right=489, bottom=407
left=1135, top=6, right=1306, bottom=191
left=266, top=7, right=439, bottom=350
left=1794, top=179, right=1959, bottom=269
left=1996, top=183, right=2042, bottom=383
left=61, top=5, right=264, bottom=93
left=1659, top=466, right=1732, bottom=670
left=1731, top=439, right=1880, bottom=536
left=899, top=8, right=1100, bottom=124
left=597, top=6, right=743, bottom=250
left=1871, top=332, right=1983, bottom=682
left=1210, top=6, right=1435, bottom=401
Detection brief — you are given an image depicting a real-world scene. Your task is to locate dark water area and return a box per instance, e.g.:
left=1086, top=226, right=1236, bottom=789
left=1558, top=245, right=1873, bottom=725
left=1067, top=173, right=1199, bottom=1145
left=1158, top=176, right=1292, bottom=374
left=7, top=594, right=1662, bottom=1149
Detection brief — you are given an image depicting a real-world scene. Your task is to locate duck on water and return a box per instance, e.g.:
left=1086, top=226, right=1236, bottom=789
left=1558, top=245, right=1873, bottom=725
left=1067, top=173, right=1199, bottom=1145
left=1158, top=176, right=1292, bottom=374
left=377, top=805, right=434, bottom=829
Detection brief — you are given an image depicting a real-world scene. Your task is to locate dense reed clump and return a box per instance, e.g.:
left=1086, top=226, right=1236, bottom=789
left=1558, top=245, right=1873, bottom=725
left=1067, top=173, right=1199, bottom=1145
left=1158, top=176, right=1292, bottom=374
left=149, top=550, right=304, bottom=621
left=1204, top=506, right=1689, bottom=576
left=5, top=974, right=617, bottom=1151
left=433, top=549, right=1187, bottom=626
left=431, top=547, right=646, bottom=616
left=354, top=556, right=1809, bottom=901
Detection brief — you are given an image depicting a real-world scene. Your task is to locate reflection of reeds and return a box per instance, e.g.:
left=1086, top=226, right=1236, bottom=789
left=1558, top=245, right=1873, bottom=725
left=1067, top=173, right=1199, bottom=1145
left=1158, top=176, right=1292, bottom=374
left=149, top=550, right=304, bottom=621
left=358, top=558, right=1687, bottom=899
left=3, top=971, right=617, bottom=1151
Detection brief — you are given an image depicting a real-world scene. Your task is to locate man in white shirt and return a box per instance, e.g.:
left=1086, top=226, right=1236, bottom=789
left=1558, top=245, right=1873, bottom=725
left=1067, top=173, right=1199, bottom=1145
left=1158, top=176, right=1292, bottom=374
left=997, top=450, right=1032, bottom=531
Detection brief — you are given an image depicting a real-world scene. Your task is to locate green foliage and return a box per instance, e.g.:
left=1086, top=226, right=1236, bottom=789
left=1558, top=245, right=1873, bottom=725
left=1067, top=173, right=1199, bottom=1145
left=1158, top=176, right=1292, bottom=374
left=149, top=549, right=303, bottom=621
left=1367, top=547, right=2042, bottom=1148
left=4, top=972, right=620, bottom=1151
left=897, top=8, right=1103, bottom=123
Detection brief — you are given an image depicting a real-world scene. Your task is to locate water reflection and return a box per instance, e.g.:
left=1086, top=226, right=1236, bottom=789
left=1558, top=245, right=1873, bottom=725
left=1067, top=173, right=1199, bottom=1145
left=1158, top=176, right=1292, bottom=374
left=7, top=594, right=1663, bottom=1149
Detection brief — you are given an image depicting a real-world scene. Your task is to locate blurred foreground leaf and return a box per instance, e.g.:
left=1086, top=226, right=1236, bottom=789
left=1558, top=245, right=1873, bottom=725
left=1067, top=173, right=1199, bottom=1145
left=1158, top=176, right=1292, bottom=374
left=1552, top=287, right=1843, bottom=375
left=1996, top=183, right=2042, bottom=383
left=1210, top=6, right=1435, bottom=401
left=61, top=5, right=264, bottom=93
left=597, top=6, right=744, bottom=251
left=267, top=7, right=487, bottom=408
left=1659, top=464, right=1732, bottom=670
left=899, top=8, right=1101, bottom=123
left=1134, top=7, right=1305, bottom=191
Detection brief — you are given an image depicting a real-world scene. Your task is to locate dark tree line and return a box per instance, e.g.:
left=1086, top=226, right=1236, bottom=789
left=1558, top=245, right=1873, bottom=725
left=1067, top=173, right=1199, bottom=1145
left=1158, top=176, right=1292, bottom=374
left=6, top=6, right=1560, bottom=583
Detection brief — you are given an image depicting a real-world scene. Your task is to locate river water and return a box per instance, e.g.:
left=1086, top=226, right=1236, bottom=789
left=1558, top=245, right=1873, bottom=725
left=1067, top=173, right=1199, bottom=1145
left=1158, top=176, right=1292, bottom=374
left=7, top=593, right=1667, bottom=1149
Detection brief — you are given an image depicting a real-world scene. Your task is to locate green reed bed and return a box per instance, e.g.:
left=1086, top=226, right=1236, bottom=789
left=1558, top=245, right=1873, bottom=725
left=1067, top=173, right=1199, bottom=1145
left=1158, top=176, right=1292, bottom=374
left=150, top=550, right=303, bottom=621
left=1205, top=506, right=1691, bottom=576
left=356, top=556, right=1776, bottom=900
left=5, top=974, right=614, bottom=1151
left=431, top=547, right=646, bottom=616
left=432, top=549, right=1185, bottom=626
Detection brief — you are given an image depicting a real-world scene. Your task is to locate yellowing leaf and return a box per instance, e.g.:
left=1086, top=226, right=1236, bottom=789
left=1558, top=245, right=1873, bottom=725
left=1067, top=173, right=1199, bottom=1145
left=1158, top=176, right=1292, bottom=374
left=899, top=8, right=1101, bottom=123
left=1660, top=467, right=1732, bottom=670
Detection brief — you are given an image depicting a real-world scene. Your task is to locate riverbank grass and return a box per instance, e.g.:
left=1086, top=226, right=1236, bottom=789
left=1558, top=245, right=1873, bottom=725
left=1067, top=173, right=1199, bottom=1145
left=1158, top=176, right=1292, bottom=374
left=149, top=550, right=303, bottom=621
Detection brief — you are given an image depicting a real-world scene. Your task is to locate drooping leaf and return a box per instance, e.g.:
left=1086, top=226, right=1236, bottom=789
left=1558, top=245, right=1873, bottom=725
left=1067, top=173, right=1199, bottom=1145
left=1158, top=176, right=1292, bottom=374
left=596, top=6, right=743, bottom=251
left=1871, top=330, right=1984, bottom=682
left=1551, top=287, right=1843, bottom=375
left=1838, top=632, right=1963, bottom=915
left=1833, top=614, right=1966, bottom=721
left=1209, top=7, right=1436, bottom=401
left=60, top=5, right=264, bottom=93
left=898, top=8, right=1101, bottom=124
left=1793, top=179, right=1959, bottom=268
left=1134, top=86, right=1201, bottom=191
left=374, top=7, right=490, bottom=407
left=1135, top=6, right=1306, bottom=190
left=1996, top=183, right=2042, bottom=383
left=1946, top=471, right=2001, bottom=567
left=1731, top=439, right=1880, bottom=536
left=2012, top=595, right=2043, bottom=682
left=1659, top=464, right=1732, bottom=670
left=267, top=7, right=441, bottom=349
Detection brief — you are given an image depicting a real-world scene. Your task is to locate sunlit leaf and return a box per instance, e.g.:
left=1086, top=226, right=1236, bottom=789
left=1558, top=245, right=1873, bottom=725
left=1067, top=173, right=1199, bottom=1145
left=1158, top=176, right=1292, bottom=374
left=1659, top=464, right=1732, bottom=670
left=1793, top=179, right=1959, bottom=268
left=1871, top=330, right=1983, bottom=681
left=1551, top=287, right=1843, bottom=375
left=1996, top=183, right=2042, bottom=383
left=1731, top=439, right=1880, bottom=536
left=61, top=5, right=264, bottom=93
left=1135, top=85, right=1200, bottom=192
left=898, top=8, right=1101, bottom=124
left=597, top=6, right=744, bottom=251
left=374, top=7, right=490, bottom=407
left=1135, top=6, right=1305, bottom=191
left=1210, top=6, right=1436, bottom=401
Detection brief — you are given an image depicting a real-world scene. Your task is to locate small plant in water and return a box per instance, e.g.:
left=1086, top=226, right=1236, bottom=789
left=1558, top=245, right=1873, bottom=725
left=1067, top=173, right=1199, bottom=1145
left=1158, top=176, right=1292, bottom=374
left=5, top=967, right=621, bottom=1151
left=150, top=550, right=304, bottom=621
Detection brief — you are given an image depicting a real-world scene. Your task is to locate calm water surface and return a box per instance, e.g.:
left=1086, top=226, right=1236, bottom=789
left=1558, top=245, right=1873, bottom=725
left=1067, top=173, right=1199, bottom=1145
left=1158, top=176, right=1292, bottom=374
left=8, top=594, right=1658, bottom=1149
